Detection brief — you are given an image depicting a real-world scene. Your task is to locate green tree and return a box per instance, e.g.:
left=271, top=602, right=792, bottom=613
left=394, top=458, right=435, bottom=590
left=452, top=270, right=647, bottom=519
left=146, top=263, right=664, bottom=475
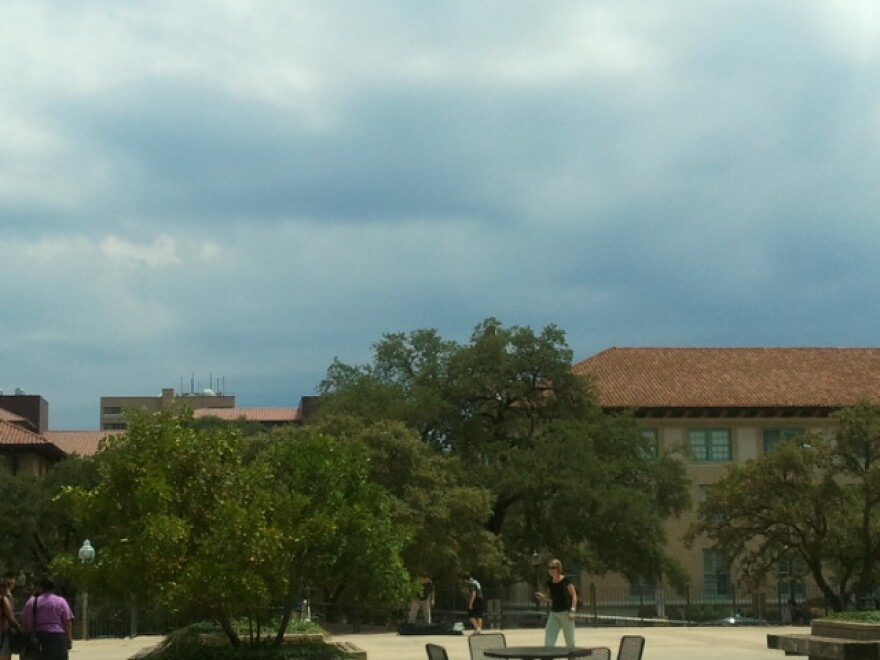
left=688, top=403, right=880, bottom=611
left=57, top=410, right=279, bottom=645
left=56, top=410, right=411, bottom=644
left=0, top=455, right=97, bottom=580
left=309, top=416, right=507, bottom=582
left=256, top=424, right=410, bottom=637
left=319, top=318, right=690, bottom=584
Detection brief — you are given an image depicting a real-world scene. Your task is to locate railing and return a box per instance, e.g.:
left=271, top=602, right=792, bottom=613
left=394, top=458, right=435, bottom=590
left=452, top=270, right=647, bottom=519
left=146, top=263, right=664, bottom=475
left=317, top=582, right=833, bottom=634
left=70, top=581, right=836, bottom=639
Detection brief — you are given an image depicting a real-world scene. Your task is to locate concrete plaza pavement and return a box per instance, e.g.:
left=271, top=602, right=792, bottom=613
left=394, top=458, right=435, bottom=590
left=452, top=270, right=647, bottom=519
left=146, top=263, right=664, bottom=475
left=71, top=625, right=802, bottom=660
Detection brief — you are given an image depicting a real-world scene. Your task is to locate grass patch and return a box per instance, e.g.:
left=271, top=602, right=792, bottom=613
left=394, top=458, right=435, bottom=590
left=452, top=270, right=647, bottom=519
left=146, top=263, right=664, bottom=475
left=141, top=622, right=349, bottom=660
left=821, top=611, right=880, bottom=624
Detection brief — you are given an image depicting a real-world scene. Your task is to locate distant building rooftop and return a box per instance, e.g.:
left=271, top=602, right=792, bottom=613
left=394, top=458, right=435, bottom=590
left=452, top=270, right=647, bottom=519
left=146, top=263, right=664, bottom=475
left=44, top=430, right=124, bottom=457
left=0, top=420, right=66, bottom=461
left=193, top=407, right=301, bottom=423
left=573, top=347, right=880, bottom=411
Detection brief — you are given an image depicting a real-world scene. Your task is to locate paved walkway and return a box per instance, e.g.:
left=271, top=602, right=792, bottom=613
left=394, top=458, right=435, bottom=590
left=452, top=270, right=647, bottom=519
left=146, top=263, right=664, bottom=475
left=71, top=625, right=803, bottom=660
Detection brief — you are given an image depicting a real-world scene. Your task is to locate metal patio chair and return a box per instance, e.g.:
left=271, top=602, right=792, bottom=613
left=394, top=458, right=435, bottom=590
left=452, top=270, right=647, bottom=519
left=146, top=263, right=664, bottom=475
left=584, top=647, right=612, bottom=660
left=426, top=642, right=451, bottom=660
left=616, top=635, right=646, bottom=660
left=468, top=631, right=507, bottom=660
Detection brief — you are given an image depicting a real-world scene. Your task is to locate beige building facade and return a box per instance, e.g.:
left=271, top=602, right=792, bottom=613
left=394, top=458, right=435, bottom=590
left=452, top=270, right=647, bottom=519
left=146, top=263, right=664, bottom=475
left=573, top=347, right=880, bottom=608
left=100, top=387, right=235, bottom=430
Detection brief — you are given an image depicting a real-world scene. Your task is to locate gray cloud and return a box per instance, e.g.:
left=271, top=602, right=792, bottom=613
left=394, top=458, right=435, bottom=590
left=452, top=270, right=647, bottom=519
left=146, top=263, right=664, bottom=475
left=3, top=0, right=880, bottom=428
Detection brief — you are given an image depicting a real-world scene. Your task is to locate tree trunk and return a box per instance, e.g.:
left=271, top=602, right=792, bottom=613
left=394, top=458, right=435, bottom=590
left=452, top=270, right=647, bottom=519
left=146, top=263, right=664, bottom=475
left=486, top=493, right=521, bottom=535
left=810, top=568, right=845, bottom=612
left=213, top=608, right=241, bottom=647
left=274, top=580, right=298, bottom=646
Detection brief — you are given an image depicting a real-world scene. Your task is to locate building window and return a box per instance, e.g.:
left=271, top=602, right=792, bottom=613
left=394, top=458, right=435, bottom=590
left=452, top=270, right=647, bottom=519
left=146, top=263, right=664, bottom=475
left=629, top=576, right=656, bottom=600
left=697, top=485, right=712, bottom=502
left=777, top=559, right=806, bottom=600
left=102, top=406, right=123, bottom=415
left=690, top=429, right=731, bottom=461
left=698, top=484, right=728, bottom=524
left=763, top=428, right=804, bottom=453
left=103, top=423, right=127, bottom=430
left=703, top=549, right=731, bottom=598
left=641, top=429, right=659, bottom=458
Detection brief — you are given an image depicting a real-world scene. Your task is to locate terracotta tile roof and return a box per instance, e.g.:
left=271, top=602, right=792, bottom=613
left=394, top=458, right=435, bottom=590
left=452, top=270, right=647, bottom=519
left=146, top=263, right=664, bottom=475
left=0, top=409, right=28, bottom=424
left=572, top=347, right=880, bottom=409
left=0, top=420, right=66, bottom=458
left=0, top=420, right=45, bottom=446
left=193, top=407, right=301, bottom=422
left=44, top=430, right=123, bottom=457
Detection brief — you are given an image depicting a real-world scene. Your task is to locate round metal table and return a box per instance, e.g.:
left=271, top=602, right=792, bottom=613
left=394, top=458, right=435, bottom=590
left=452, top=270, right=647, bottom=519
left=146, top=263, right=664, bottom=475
left=484, top=646, right=598, bottom=660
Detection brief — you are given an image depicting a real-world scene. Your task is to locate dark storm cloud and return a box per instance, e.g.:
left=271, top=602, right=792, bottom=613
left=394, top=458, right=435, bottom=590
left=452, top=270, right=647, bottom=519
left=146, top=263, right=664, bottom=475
left=3, top=0, right=880, bottom=428
left=50, top=76, right=632, bottom=228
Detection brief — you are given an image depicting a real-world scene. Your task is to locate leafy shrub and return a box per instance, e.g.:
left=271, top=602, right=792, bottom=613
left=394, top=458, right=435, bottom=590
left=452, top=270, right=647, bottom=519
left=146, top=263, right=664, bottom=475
left=155, top=642, right=349, bottom=660
left=822, top=611, right=880, bottom=623
left=684, top=604, right=730, bottom=622
left=143, top=622, right=348, bottom=660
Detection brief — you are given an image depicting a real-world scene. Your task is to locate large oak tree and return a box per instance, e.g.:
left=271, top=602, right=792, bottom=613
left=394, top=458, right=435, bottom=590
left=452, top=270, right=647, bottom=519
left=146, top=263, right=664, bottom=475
left=318, top=318, right=690, bottom=584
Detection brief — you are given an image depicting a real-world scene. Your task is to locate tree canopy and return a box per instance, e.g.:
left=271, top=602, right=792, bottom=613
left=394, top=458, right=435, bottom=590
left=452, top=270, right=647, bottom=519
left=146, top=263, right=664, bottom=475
left=56, top=410, right=410, bottom=645
left=0, top=455, right=96, bottom=582
left=309, top=416, right=507, bottom=583
left=318, top=318, right=691, bottom=584
left=688, top=402, right=880, bottom=611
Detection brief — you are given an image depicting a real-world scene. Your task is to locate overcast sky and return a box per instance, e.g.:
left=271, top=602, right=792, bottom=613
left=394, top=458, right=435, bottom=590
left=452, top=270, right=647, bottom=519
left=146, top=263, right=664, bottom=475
left=2, top=1, right=879, bottom=430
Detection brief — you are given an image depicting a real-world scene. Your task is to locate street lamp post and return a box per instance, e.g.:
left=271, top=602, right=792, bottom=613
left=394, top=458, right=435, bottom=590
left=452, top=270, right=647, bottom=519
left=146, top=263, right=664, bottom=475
left=78, top=540, right=96, bottom=641
left=532, top=552, right=541, bottom=609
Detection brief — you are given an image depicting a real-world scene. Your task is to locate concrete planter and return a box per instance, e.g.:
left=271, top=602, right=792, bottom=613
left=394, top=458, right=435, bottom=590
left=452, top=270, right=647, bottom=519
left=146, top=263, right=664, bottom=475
left=281, top=633, right=327, bottom=643
left=768, top=619, right=880, bottom=660
left=811, top=621, right=880, bottom=641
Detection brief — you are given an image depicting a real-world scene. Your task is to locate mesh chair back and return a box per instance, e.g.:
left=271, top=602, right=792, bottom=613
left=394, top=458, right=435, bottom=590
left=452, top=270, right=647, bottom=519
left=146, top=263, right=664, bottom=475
left=426, top=643, right=451, bottom=660
left=468, top=632, right=507, bottom=660
left=586, top=647, right=612, bottom=660
left=617, top=635, right=646, bottom=660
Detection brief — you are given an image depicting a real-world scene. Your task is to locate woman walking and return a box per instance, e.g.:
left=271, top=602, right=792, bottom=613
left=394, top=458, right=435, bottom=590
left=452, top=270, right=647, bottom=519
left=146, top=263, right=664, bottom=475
left=21, top=577, right=74, bottom=660
left=535, top=558, right=578, bottom=649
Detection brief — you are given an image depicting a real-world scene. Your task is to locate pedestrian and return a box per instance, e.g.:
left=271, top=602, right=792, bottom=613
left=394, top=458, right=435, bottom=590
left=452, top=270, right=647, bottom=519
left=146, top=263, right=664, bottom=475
left=462, top=573, right=484, bottom=634
left=408, top=574, right=435, bottom=624
left=787, top=598, right=810, bottom=625
left=534, top=558, right=578, bottom=649
left=0, top=576, right=22, bottom=660
left=21, top=577, right=74, bottom=660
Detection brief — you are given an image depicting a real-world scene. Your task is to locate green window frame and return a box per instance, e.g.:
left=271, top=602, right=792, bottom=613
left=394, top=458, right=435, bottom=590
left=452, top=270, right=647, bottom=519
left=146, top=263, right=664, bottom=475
left=697, top=485, right=712, bottom=502
left=703, top=548, right=731, bottom=598
left=690, top=429, right=731, bottom=461
left=641, top=428, right=659, bottom=458
left=629, top=576, right=656, bottom=600
left=763, top=428, right=804, bottom=453
left=777, top=559, right=806, bottom=600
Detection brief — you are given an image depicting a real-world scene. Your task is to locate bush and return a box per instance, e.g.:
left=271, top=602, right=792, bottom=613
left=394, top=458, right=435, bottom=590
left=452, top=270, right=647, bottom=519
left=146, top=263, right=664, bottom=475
left=155, top=643, right=349, bottom=660
left=823, top=611, right=880, bottom=624
left=684, top=604, right=730, bottom=622
left=143, top=623, right=349, bottom=660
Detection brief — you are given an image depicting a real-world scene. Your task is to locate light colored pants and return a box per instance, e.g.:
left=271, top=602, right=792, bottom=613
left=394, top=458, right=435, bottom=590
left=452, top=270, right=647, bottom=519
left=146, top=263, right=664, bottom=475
left=544, top=610, right=576, bottom=648
left=409, top=598, right=432, bottom=624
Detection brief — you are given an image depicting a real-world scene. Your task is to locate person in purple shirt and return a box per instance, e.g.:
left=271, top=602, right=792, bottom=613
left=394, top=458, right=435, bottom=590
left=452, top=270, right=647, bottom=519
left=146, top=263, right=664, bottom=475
left=21, top=577, right=74, bottom=660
